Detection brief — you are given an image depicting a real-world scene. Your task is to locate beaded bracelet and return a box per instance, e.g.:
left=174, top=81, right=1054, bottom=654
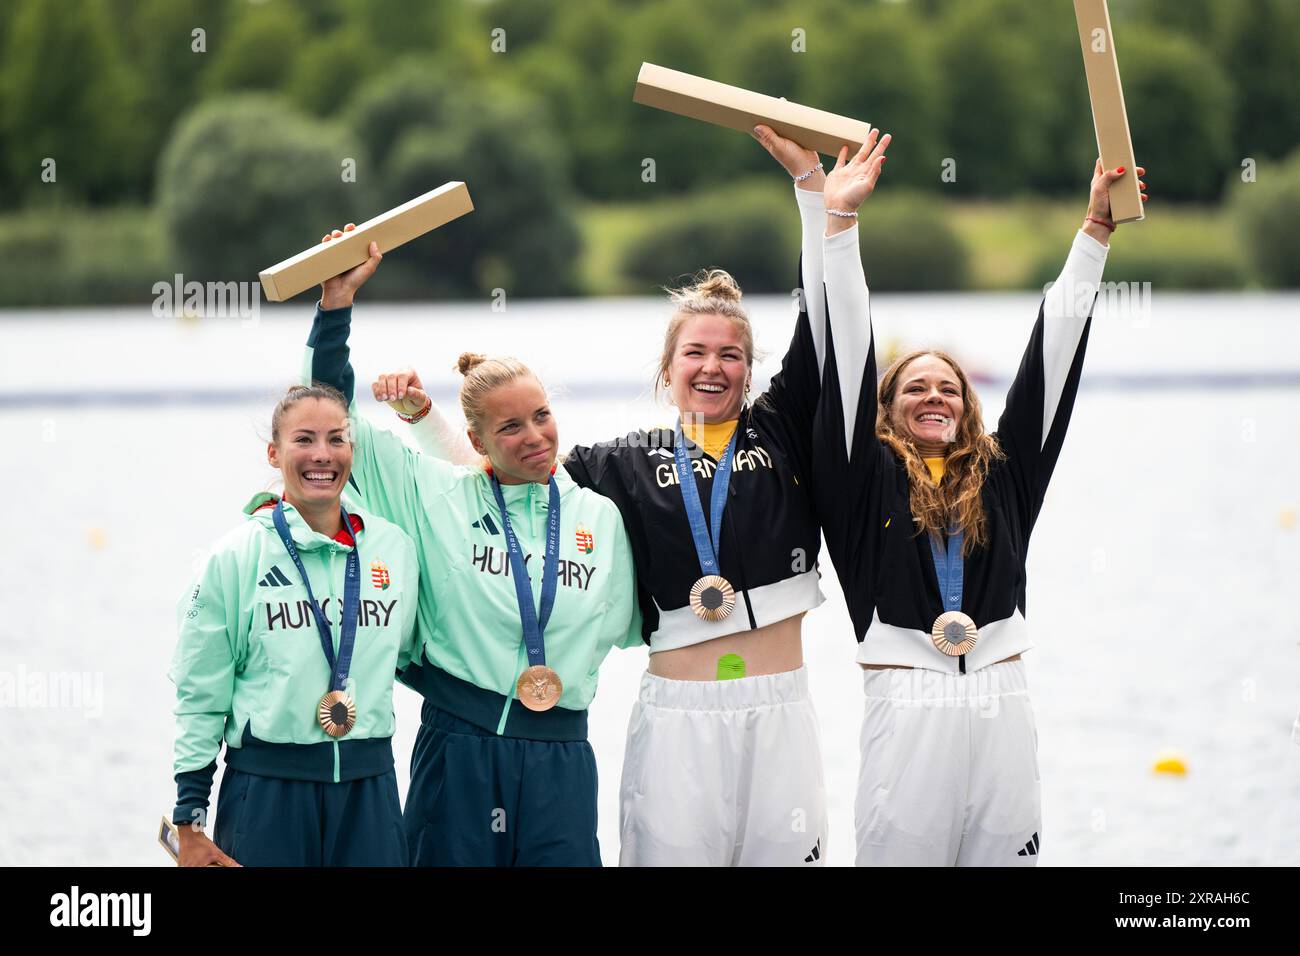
left=396, top=400, right=432, bottom=424
left=826, top=208, right=859, bottom=219
left=793, top=163, right=823, bottom=183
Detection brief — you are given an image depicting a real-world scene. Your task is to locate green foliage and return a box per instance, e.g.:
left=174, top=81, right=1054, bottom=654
left=203, top=2, right=309, bottom=94
left=1212, top=0, right=1300, bottom=163
left=932, top=0, right=1058, bottom=197
left=286, top=30, right=383, bottom=117
left=1121, top=32, right=1232, bottom=201
left=0, top=206, right=166, bottom=306
left=616, top=182, right=967, bottom=293
left=156, top=95, right=368, bottom=286
left=341, top=60, right=461, bottom=174
left=1030, top=239, right=1247, bottom=291
left=854, top=191, right=969, bottom=291
left=0, top=0, right=147, bottom=205
left=342, top=64, right=581, bottom=297
left=1231, top=149, right=1300, bottom=287
left=798, top=2, right=947, bottom=192
left=617, top=180, right=799, bottom=294
left=2, top=0, right=1299, bottom=305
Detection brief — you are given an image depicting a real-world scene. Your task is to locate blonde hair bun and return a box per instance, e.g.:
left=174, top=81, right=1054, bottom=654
left=668, top=268, right=742, bottom=307
left=456, top=352, right=488, bottom=376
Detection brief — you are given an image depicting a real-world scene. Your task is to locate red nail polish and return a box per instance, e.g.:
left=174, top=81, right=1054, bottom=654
left=1116, top=166, right=1125, bottom=174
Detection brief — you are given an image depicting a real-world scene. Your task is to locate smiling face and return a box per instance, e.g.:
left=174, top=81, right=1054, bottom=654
left=267, top=397, right=353, bottom=509
left=467, top=376, right=558, bottom=485
left=667, top=314, right=751, bottom=423
left=889, top=354, right=965, bottom=454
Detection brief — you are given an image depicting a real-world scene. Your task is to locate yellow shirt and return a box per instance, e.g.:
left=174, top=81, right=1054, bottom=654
left=924, top=456, right=946, bottom=484
left=683, top=419, right=739, bottom=461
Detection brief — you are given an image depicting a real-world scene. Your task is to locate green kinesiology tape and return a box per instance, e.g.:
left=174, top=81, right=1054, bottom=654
left=716, top=653, right=746, bottom=681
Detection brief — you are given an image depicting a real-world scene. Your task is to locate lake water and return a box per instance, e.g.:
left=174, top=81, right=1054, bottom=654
left=2, top=290, right=1299, bottom=866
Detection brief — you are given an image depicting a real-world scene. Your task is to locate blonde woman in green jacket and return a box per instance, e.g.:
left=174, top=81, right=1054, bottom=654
left=303, top=235, right=643, bottom=866
left=169, top=382, right=421, bottom=866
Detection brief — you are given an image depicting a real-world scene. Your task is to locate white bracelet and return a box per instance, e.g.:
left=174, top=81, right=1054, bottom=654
left=826, top=208, right=858, bottom=218
left=793, top=163, right=823, bottom=183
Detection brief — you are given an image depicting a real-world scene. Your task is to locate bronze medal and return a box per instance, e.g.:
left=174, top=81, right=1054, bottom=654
left=689, top=574, right=736, bottom=622
left=516, top=665, right=563, bottom=712
left=931, top=611, right=978, bottom=656
left=317, top=689, right=356, bottom=738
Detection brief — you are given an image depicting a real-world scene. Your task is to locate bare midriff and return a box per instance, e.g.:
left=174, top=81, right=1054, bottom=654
left=649, top=613, right=806, bottom=681
left=861, top=653, right=1021, bottom=671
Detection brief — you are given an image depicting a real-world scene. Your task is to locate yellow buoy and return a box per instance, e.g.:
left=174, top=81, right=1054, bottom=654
left=1152, top=748, right=1188, bottom=775
left=1278, top=507, right=1296, bottom=530
left=87, top=527, right=107, bottom=551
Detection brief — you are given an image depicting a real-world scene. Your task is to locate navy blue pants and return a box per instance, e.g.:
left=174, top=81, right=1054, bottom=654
left=213, top=766, right=408, bottom=867
left=404, top=702, right=601, bottom=866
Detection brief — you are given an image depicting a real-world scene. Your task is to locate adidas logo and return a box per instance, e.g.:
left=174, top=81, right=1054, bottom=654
left=1017, top=832, right=1040, bottom=857
left=804, top=838, right=821, bottom=863
left=471, top=512, right=500, bottom=535
left=257, top=565, right=293, bottom=588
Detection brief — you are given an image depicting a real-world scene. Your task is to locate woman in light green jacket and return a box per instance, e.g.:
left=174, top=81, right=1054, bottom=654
left=303, top=235, right=643, bottom=866
left=169, top=382, right=421, bottom=866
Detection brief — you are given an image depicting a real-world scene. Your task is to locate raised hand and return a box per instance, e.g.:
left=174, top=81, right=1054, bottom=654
left=751, top=124, right=823, bottom=187
left=372, top=367, right=430, bottom=417
left=1086, top=158, right=1149, bottom=225
left=319, top=223, right=383, bottom=310
left=823, top=129, right=891, bottom=223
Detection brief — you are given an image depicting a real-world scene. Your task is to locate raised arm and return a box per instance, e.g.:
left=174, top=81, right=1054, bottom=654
left=306, top=228, right=460, bottom=525
left=996, top=160, right=1146, bottom=529
left=753, top=124, right=832, bottom=375
left=816, top=131, right=890, bottom=468
left=367, top=370, right=481, bottom=468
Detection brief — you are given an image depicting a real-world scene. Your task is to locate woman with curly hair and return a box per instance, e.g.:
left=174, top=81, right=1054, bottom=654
left=812, top=152, right=1148, bottom=866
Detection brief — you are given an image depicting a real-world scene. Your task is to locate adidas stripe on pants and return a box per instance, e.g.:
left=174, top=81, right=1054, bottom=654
left=855, top=658, right=1042, bottom=867
left=618, top=666, right=828, bottom=867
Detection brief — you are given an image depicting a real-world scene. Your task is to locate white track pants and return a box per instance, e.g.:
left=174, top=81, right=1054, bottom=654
left=619, top=666, right=828, bottom=866
left=856, top=659, right=1042, bottom=866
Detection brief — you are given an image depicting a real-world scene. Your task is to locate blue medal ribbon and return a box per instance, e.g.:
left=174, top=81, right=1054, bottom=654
left=928, top=527, right=964, bottom=614
left=672, top=420, right=738, bottom=578
left=929, top=525, right=968, bottom=671
left=271, top=500, right=360, bottom=694
left=490, top=474, right=561, bottom=669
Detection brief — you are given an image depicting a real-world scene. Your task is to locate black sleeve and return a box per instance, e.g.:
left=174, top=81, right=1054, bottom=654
left=750, top=255, right=824, bottom=477
left=565, top=440, right=657, bottom=645
left=994, top=301, right=1094, bottom=537
left=305, top=303, right=355, bottom=403
left=809, top=279, right=892, bottom=641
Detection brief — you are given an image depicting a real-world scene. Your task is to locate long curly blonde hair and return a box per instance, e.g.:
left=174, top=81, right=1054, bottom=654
left=876, top=350, right=1005, bottom=555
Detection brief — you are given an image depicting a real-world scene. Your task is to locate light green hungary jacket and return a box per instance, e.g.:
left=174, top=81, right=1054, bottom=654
left=169, top=494, right=420, bottom=824
left=304, top=304, right=643, bottom=740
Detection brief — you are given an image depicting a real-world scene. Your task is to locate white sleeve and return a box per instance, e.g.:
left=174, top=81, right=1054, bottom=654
left=795, top=185, right=828, bottom=378
left=409, top=402, right=482, bottom=467
left=822, top=223, right=873, bottom=455
left=1041, top=230, right=1109, bottom=448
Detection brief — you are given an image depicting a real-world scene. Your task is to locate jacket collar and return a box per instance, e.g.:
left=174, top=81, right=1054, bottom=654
left=243, top=493, right=365, bottom=549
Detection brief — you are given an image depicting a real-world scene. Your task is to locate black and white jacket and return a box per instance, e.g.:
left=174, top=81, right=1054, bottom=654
left=412, top=188, right=854, bottom=652
left=811, top=225, right=1110, bottom=672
